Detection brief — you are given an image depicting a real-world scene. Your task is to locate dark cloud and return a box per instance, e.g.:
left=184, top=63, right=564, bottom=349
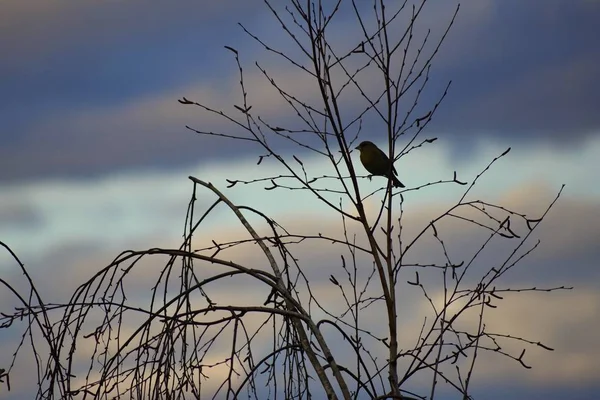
left=0, top=0, right=598, bottom=181
left=433, top=0, right=600, bottom=141
left=0, top=0, right=261, bottom=141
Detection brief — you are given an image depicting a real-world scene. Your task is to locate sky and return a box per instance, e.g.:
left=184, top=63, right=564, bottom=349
left=0, top=0, right=599, bottom=399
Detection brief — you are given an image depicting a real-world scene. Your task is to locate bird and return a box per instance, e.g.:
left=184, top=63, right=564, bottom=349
left=355, top=141, right=405, bottom=188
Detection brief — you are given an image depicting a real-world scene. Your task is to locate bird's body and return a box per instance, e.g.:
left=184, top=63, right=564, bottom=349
left=355, top=141, right=404, bottom=188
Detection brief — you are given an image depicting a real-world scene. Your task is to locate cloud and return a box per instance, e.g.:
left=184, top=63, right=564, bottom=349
left=433, top=0, right=600, bottom=140
left=0, top=196, right=41, bottom=229
left=1, top=0, right=598, bottom=183
left=0, top=52, right=332, bottom=183
left=444, top=54, right=600, bottom=140
left=454, top=289, right=600, bottom=387
left=2, top=133, right=598, bottom=266
left=0, top=0, right=261, bottom=68
left=0, top=0, right=265, bottom=156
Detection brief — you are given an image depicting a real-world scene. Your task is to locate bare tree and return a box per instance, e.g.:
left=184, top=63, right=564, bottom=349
left=0, top=1, right=569, bottom=399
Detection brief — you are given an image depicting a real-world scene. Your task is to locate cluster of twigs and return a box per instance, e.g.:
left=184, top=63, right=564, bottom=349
left=0, top=1, right=569, bottom=399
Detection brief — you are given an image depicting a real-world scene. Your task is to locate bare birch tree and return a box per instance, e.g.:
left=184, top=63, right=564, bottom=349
left=0, top=1, right=568, bottom=399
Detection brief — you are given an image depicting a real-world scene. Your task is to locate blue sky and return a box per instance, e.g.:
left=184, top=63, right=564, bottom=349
left=1, top=1, right=599, bottom=399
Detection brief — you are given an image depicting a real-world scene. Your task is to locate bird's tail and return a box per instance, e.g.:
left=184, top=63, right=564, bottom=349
left=392, top=175, right=405, bottom=188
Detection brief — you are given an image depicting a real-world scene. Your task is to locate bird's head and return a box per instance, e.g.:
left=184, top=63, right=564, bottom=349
left=355, top=141, right=375, bottom=152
